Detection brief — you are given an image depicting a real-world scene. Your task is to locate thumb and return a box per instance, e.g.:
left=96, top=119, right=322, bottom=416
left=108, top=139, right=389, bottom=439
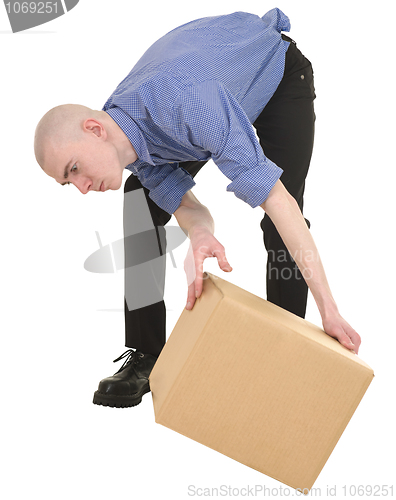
left=218, top=253, right=232, bottom=272
left=339, top=331, right=355, bottom=350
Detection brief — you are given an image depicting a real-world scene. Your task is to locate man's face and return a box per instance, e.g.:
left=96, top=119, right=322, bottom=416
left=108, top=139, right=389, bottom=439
left=42, top=129, right=124, bottom=194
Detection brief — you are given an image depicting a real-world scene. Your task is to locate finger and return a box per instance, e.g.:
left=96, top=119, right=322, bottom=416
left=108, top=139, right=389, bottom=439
left=194, top=252, right=205, bottom=299
left=344, top=326, right=361, bottom=354
left=184, top=243, right=196, bottom=309
left=213, top=248, right=232, bottom=272
left=339, top=333, right=356, bottom=352
left=325, top=324, right=356, bottom=353
left=186, top=279, right=196, bottom=310
left=185, top=243, right=206, bottom=307
left=335, top=318, right=361, bottom=354
left=339, top=328, right=361, bottom=354
left=194, top=244, right=213, bottom=299
left=184, top=243, right=196, bottom=287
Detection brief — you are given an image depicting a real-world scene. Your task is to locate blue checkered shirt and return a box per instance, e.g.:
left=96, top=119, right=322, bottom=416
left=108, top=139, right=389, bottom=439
left=103, top=8, right=291, bottom=214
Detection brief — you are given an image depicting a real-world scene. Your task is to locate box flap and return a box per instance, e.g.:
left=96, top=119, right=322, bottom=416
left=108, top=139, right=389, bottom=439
left=150, top=274, right=224, bottom=417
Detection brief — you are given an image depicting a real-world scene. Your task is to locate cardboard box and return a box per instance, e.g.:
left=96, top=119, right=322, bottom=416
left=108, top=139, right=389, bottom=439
left=149, top=273, right=374, bottom=492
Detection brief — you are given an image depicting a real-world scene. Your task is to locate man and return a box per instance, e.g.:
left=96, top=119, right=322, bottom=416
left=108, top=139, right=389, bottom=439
left=34, top=8, right=361, bottom=409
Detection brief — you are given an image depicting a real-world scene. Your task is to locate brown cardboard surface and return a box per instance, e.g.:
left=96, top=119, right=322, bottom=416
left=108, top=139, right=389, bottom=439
left=150, top=273, right=374, bottom=491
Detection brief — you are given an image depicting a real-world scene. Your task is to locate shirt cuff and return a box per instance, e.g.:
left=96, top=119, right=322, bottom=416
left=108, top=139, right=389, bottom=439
left=148, top=167, right=196, bottom=214
left=226, top=158, right=283, bottom=208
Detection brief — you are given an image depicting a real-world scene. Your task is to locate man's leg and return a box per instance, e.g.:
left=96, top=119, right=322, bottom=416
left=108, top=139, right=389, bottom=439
left=253, top=36, right=316, bottom=318
left=123, top=161, right=207, bottom=355
left=93, top=162, right=207, bottom=408
left=123, top=173, right=172, bottom=358
left=93, top=173, right=172, bottom=408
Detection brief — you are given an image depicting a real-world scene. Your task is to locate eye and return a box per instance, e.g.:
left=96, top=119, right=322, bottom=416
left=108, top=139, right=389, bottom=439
left=71, top=164, right=77, bottom=173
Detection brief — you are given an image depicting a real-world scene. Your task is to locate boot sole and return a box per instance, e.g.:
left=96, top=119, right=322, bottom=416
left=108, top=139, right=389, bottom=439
left=92, top=386, right=151, bottom=408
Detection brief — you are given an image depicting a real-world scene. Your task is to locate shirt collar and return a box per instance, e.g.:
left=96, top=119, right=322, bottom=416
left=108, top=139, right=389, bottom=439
left=104, top=107, right=155, bottom=166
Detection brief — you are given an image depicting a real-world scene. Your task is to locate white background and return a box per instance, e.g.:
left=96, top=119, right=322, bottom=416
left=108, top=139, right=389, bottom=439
left=1, top=1, right=395, bottom=498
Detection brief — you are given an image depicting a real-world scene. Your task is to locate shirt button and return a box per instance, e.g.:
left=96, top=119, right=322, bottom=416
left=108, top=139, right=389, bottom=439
left=300, top=74, right=305, bottom=80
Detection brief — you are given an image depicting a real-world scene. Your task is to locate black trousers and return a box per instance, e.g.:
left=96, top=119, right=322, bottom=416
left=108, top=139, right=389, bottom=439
left=123, top=36, right=316, bottom=357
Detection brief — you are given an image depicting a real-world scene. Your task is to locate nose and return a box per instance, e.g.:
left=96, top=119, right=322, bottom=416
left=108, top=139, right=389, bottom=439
left=74, top=178, right=93, bottom=194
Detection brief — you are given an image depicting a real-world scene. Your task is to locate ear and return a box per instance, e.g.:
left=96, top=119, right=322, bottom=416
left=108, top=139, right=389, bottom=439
left=83, top=118, right=107, bottom=140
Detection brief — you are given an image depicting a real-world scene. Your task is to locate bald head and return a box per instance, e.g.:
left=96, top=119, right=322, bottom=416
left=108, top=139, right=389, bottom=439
left=34, top=104, right=138, bottom=193
left=34, top=104, right=101, bottom=169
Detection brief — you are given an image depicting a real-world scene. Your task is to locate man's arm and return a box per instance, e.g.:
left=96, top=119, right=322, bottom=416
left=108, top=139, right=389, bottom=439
left=260, top=180, right=361, bottom=353
left=173, top=190, right=215, bottom=236
left=173, top=190, right=232, bottom=309
left=261, top=180, right=336, bottom=318
left=174, top=183, right=360, bottom=354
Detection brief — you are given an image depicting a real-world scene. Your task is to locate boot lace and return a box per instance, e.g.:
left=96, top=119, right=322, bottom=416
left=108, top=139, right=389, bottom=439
left=113, top=349, right=144, bottom=373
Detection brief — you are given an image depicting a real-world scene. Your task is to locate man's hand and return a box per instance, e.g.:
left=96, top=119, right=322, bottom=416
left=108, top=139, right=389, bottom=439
left=173, top=190, right=232, bottom=310
left=322, top=312, right=361, bottom=354
left=184, top=226, right=232, bottom=310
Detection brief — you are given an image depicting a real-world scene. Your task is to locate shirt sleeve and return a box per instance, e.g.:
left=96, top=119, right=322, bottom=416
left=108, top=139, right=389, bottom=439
left=127, top=160, right=196, bottom=214
left=171, top=80, right=283, bottom=208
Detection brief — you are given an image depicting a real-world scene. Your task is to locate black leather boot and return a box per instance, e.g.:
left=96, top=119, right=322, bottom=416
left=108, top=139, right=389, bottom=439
left=93, top=349, right=158, bottom=408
